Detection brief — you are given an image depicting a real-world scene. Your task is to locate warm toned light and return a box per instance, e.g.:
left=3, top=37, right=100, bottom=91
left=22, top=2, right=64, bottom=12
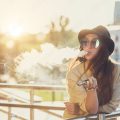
left=6, top=40, right=15, bottom=48
left=7, top=24, right=23, bottom=37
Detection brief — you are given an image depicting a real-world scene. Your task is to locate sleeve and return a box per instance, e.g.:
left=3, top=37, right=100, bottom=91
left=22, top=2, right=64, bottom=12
left=99, top=69, right=120, bottom=113
left=66, top=59, right=89, bottom=114
left=78, top=97, right=89, bottom=114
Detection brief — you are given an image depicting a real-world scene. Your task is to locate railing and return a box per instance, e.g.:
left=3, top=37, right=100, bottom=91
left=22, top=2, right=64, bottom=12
left=66, top=111, right=120, bottom=120
left=0, top=83, right=120, bottom=120
left=0, top=83, right=66, bottom=120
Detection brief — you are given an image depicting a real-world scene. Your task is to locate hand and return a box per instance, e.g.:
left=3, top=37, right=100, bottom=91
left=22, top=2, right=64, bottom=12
left=83, top=76, right=98, bottom=90
left=64, top=102, right=80, bottom=115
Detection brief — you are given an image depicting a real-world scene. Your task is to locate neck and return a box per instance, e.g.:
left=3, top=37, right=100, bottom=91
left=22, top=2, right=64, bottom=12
left=85, top=60, right=93, bottom=71
left=85, top=60, right=90, bottom=68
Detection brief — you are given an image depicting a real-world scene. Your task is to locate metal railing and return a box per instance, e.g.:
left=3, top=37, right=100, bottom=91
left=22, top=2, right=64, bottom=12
left=66, top=111, right=120, bottom=120
left=0, top=83, right=120, bottom=120
left=0, top=83, right=66, bottom=120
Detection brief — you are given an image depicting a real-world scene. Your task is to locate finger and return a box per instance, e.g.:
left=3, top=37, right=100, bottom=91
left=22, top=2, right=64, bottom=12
left=66, top=105, right=74, bottom=113
left=65, top=103, right=74, bottom=110
left=67, top=110, right=74, bottom=114
left=92, top=77, right=98, bottom=86
left=88, top=78, right=93, bottom=88
left=91, top=76, right=97, bottom=87
left=85, top=80, right=90, bottom=89
left=83, top=82, right=87, bottom=88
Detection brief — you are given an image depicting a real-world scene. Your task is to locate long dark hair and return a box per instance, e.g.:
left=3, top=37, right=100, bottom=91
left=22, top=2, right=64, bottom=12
left=80, top=36, right=115, bottom=106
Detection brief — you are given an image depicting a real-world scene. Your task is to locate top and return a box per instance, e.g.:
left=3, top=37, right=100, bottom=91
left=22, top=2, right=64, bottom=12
left=63, top=58, right=120, bottom=119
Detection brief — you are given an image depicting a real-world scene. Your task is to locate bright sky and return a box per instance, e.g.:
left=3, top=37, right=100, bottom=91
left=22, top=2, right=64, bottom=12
left=0, top=0, right=116, bottom=34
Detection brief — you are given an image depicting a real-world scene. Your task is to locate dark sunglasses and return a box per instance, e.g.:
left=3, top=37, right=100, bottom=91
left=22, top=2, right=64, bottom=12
left=80, top=38, right=101, bottom=48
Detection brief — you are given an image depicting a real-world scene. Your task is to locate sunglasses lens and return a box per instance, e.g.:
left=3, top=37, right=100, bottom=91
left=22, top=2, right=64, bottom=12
left=95, top=39, right=100, bottom=48
left=80, top=39, right=100, bottom=48
left=92, top=39, right=100, bottom=48
left=80, top=39, right=87, bottom=47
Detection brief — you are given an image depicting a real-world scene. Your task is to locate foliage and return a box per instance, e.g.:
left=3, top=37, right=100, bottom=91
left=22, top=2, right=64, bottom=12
left=44, top=16, right=79, bottom=48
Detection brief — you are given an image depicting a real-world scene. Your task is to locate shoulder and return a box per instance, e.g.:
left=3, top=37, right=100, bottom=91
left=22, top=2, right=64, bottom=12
left=110, top=58, right=120, bottom=71
left=115, top=63, right=120, bottom=78
left=112, top=61, right=120, bottom=83
left=113, top=62, right=120, bottom=72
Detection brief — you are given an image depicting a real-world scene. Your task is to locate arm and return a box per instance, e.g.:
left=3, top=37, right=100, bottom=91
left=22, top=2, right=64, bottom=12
left=99, top=74, right=120, bottom=113
left=85, top=77, right=99, bottom=114
left=64, top=59, right=88, bottom=115
left=65, top=70, right=99, bottom=115
left=85, top=89, right=98, bottom=114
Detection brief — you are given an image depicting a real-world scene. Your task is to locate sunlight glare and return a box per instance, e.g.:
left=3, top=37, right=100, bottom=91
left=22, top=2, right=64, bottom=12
left=7, top=24, right=23, bottom=37
left=6, top=40, right=14, bottom=48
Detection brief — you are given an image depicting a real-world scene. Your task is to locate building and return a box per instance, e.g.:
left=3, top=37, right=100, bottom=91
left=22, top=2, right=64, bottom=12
left=107, top=1, right=120, bottom=61
left=109, top=26, right=120, bottom=61
left=114, top=1, right=120, bottom=25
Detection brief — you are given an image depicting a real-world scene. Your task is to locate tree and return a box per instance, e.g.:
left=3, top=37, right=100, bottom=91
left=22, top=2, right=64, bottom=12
left=44, top=16, right=79, bottom=48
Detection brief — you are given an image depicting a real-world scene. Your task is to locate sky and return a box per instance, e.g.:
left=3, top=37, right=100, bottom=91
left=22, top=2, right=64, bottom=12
left=0, top=0, right=116, bottom=34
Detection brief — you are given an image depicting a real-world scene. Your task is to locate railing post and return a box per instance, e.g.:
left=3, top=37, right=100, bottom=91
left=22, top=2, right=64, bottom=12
left=30, top=89, right=34, bottom=120
left=8, top=99, right=12, bottom=120
left=52, top=91, right=55, bottom=101
left=8, top=106, right=11, bottom=120
left=98, top=113, right=106, bottom=120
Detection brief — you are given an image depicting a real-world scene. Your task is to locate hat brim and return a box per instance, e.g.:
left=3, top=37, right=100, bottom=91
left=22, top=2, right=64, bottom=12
left=78, top=29, right=99, bottom=40
left=78, top=28, right=115, bottom=55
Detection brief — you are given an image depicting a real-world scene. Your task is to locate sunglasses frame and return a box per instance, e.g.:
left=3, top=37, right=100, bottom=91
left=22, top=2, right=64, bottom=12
left=80, top=38, right=101, bottom=48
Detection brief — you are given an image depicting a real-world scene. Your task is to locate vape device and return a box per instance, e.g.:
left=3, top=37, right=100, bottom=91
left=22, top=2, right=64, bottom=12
left=77, top=79, right=89, bottom=86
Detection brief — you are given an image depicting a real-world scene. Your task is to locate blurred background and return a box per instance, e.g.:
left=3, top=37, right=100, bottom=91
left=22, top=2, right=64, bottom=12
left=0, top=0, right=120, bottom=107
left=0, top=0, right=120, bottom=119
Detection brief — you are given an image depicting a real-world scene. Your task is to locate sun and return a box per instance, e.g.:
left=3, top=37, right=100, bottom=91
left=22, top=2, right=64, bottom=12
left=7, top=24, right=23, bottom=37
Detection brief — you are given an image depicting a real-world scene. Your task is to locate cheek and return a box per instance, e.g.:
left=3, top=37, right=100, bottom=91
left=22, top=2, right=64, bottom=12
left=85, top=48, right=100, bottom=60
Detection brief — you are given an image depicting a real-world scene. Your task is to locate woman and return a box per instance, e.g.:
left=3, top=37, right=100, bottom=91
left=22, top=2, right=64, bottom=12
left=63, top=25, right=120, bottom=119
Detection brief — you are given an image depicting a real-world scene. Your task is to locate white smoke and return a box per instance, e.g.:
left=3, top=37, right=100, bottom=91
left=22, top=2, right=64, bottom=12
left=15, top=43, right=86, bottom=84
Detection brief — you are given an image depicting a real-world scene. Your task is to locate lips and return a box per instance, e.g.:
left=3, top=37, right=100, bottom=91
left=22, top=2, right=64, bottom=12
left=86, top=51, right=96, bottom=54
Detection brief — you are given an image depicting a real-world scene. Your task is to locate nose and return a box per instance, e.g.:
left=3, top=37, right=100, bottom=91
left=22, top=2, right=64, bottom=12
left=86, top=42, right=93, bottom=49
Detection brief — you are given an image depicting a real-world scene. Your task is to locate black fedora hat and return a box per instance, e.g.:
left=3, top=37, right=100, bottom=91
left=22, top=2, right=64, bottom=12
left=78, top=25, right=115, bottom=55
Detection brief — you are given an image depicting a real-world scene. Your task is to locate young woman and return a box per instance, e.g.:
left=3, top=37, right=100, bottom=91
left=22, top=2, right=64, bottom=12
left=63, top=25, right=120, bottom=119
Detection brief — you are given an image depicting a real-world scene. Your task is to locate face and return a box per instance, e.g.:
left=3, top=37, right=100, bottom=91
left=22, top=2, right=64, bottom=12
left=80, top=34, right=101, bottom=61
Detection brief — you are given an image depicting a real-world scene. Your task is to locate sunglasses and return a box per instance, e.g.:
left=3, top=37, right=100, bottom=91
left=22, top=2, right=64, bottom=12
left=80, top=38, right=100, bottom=48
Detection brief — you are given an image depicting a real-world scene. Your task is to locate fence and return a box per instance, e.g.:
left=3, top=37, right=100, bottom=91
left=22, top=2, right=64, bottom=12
left=0, top=83, right=120, bottom=120
left=0, top=83, right=65, bottom=120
